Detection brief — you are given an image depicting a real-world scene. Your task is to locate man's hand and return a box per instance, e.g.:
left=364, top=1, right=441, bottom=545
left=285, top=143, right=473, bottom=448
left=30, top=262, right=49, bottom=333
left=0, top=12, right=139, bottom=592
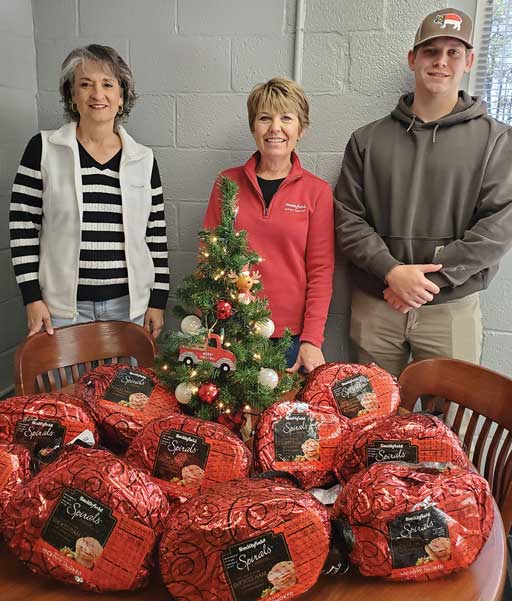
left=385, top=264, right=442, bottom=307
left=286, top=342, right=325, bottom=374
left=144, top=308, right=164, bottom=339
left=383, top=288, right=413, bottom=313
left=26, top=300, right=54, bottom=337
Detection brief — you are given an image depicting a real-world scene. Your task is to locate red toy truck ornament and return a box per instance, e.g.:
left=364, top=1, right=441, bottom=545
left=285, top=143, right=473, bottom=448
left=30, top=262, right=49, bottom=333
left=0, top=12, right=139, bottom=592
left=178, top=333, right=236, bottom=373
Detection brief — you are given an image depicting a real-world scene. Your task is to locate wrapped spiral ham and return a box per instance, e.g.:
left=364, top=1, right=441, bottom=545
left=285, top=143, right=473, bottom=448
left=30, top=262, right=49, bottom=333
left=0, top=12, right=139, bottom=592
left=0, top=443, right=32, bottom=517
left=298, top=363, right=400, bottom=427
left=1, top=446, right=170, bottom=592
left=254, top=400, right=351, bottom=489
left=126, top=414, right=251, bottom=502
left=75, top=364, right=180, bottom=448
left=160, top=477, right=331, bottom=600
left=332, top=462, right=493, bottom=580
left=334, top=413, right=470, bottom=483
left=0, top=393, right=97, bottom=464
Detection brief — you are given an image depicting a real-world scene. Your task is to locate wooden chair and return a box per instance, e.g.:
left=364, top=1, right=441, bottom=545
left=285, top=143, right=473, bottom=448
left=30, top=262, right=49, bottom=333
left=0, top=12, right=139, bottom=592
left=399, top=357, right=512, bottom=532
left=14, top=321, right=157, bottom=395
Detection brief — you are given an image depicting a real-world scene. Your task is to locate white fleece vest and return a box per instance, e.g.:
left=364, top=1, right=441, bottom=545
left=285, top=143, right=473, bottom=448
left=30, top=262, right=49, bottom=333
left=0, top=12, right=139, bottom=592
left=39, top=122, right=155, bottom=319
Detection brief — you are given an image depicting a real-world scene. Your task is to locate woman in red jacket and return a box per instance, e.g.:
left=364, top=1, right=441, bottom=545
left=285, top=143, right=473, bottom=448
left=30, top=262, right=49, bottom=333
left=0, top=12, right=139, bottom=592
left=203, top=78, right=334, bottom=373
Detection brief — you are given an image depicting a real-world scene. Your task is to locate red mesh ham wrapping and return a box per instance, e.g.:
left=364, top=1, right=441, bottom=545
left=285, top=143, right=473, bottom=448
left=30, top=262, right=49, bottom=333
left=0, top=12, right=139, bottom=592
left=254, top=400, right=351, bottom=489
left=334, top=413, right=470, bottom=483
left=159, top=477, right=330, bottom=600
left=0, top=443, right=32, bottom=516
left=125, top=414, right=251, bottom=502
left=332, top=462, right=493, bottom=580
left=1, top=446, right=170, bottom=592
left=0, top=393, right=98, bottom=464
left=75, top=364, right=180, bottom=448
left=298, top=363, right=400, bottom=427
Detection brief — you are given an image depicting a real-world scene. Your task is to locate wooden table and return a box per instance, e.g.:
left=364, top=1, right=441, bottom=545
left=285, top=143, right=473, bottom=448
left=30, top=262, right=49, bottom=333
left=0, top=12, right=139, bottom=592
left=0, top=499, right=505, bottom=601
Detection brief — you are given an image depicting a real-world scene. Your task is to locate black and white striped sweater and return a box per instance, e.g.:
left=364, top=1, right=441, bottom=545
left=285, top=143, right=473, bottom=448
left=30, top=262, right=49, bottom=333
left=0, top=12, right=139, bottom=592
left=10, top=134, right=170, bottom=309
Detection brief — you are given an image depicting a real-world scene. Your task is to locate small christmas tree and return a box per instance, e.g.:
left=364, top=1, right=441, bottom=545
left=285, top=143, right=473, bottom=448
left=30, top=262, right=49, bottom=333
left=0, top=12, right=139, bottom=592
left=154, top=176, right=295, bottom=431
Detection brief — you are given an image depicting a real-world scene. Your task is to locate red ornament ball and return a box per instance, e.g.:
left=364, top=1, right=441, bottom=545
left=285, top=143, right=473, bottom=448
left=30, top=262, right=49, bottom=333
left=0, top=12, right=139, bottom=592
left=197, top=382, right=220, bottom=404
left=215, top=299, right=233, bottom=320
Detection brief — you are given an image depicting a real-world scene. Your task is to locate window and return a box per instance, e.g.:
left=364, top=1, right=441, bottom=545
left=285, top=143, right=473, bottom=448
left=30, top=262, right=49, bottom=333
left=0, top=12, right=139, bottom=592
left=470, top=0, right=512, bottom=123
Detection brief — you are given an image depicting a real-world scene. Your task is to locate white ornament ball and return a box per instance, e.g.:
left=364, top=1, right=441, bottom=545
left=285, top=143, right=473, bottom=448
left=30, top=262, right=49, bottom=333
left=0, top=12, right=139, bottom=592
left=258, top=368, right=279, bottom=390
left=255, top=318, right=275, bottom=338
left=238, top=293, right=251, bottom=305
left=175, top=382, right=196, bottom=404
left=181, top=315, right=202, bottom=336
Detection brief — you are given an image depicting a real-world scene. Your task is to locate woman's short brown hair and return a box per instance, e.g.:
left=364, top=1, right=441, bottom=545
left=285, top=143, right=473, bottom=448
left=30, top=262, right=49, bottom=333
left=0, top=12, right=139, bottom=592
left=247, top=77, right=310, bottom=132
left=59, top=44, right=137, bottom=122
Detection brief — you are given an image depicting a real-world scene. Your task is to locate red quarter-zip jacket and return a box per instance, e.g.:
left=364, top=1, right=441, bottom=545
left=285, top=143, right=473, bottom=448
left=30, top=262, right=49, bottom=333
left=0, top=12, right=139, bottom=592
left=203, top=152, right=334, bottom=348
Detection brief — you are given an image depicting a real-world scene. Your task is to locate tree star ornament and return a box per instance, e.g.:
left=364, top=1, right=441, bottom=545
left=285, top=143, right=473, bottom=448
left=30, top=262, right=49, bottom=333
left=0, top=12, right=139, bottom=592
left=258, top=368, right=279, bottom=389
left=197, top=382, right=220, bottom=404
left=181, top=315, right=203, bottom=336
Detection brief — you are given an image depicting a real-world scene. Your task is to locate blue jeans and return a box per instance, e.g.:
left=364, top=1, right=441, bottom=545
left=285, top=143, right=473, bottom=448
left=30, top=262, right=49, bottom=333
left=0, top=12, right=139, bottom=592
left=51, top=295, right=144, bottom=329
left=284, top=335, right=301, bottom=368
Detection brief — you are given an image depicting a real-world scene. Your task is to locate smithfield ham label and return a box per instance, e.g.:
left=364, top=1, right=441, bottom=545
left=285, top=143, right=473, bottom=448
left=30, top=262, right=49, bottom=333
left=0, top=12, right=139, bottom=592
left=14, top=418, right=66, bottom=462
left=366, top=440, right=419, bottom=466
left=273, top=412, right=319, bottom=462
left=103, top=368, right=156, bottom=410
left=153, top=430, right=210, bottom=488
left=388, top=507, right=450, bottom=569
left=331, top=374, right=376, bottom=418
left=221, top=532, right=294, bottom=601
left=42, top=488, right=116, bottom=567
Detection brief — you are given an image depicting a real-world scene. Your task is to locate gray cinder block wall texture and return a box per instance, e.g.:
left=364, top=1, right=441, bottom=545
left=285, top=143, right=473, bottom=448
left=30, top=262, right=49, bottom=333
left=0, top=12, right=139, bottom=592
left=0, top=0, right=38, bottom=395
left=0, top=0, right=510, bottom=393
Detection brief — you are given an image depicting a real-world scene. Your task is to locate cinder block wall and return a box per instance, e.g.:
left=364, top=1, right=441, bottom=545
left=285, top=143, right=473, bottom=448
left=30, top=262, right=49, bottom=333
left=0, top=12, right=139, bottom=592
left=1, top=0, right=510, bottom=392
left=0, top=0, right=38, bottom=395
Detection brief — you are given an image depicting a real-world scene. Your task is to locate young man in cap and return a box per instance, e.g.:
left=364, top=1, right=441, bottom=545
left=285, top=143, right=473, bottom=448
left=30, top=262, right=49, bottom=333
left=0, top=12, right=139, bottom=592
left=335, top=8, right=512, bottom=377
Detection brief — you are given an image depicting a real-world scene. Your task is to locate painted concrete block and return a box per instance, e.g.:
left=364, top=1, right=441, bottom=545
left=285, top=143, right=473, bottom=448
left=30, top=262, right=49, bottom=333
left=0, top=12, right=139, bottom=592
left=302, top=33, right=348, bottom=92
left=306, top=0, right=384, bottom=33
left=177, top=202, right=209, bottom=252
left=481, top=251, right=512, bottom=332
left=37, top=91, right=63, bottom=131
left=316, top=152, right=344, bottom=188
left=0, top=88, right=38, bottom=146
left=36, top=38, right=130, bottom=92
left=0, top=0, right=34, bottom=36
left=0, top=298, right=26, bottom=350
left=131, top=37, right=230, bottom=92
left=0, top=194, right=10, bottom=251
left=168, top=250, right=198, bottom=295
left=178, top=0, right=285, bottom=34
left=0, top=36, right=36, bottom=90
left=301, top=93, right=396, bottom=152
left=33, top=0, right=77, bottom=38
left=0, top=347, right=16, bottom=396
left=0, top=251, right=12, bottom=303
left=164, top=201, right=179, bottom=251
left=80, top=0, right=175, bottom=36
left=154, top=148, right=232, bottom=201
left=481, top=331, right=512, bottom=377
left=232, top=36, right=294, bottom=92
left=386, top=0, right=449, bottom=32
left=323, top=312, right=351, bottom=362
left=177, top=94, right=252, bottom=150
left=350, top=32, right=414, bottom=95
left=129, top=94, right=175, bottom=147
left=0, top=144, right=25, bottom=194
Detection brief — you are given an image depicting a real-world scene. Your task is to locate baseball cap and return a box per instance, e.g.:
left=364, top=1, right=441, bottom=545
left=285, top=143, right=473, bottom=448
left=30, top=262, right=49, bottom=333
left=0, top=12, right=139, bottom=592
left=414, top=8, right=474, bottom=49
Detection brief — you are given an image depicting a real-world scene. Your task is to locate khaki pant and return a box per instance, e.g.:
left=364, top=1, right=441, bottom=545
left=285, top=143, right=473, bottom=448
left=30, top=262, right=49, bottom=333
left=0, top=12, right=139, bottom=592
left=350, top=288, right=483, bottom=378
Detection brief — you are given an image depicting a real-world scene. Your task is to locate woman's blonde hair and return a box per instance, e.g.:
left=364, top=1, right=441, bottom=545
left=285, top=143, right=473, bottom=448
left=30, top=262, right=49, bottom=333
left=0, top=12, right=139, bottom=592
left=247, top=77, right=310, bottom=132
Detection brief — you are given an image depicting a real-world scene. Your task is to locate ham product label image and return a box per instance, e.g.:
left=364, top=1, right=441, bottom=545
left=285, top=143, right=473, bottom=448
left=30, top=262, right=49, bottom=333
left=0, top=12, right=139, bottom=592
left=103, top=368, right=156, bottom=409
left=366, top=441, right=419, bottom=465
left=331, top=374, right=377, bottom=418
left=221, top=532, right=294, bottom=601
left=273, top=412, right=319, bottom=463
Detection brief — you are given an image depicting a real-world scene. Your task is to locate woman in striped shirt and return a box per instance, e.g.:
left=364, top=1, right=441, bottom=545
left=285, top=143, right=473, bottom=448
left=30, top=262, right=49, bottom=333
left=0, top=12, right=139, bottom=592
left=10, top=44, right=169, bottom=339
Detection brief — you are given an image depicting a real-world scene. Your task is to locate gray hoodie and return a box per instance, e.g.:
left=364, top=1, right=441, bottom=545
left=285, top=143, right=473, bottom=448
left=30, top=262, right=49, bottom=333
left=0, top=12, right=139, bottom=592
left=335, top=91, right=512, bottom=304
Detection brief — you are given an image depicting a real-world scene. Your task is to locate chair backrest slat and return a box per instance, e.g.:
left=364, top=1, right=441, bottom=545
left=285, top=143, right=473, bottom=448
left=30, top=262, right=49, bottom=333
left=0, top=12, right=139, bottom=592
left=14, top=321, right=157, bottom=396
left=399, top=357, right=512, bottom=533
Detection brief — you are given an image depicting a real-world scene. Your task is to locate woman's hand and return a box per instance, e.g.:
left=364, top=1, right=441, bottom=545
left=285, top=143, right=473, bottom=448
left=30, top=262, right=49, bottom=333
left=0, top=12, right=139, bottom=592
left=286, top=342, right=325, bottom=374
left=26, top=300, right=54, bottom=337
left=144, top=308, right=164, bottom=340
